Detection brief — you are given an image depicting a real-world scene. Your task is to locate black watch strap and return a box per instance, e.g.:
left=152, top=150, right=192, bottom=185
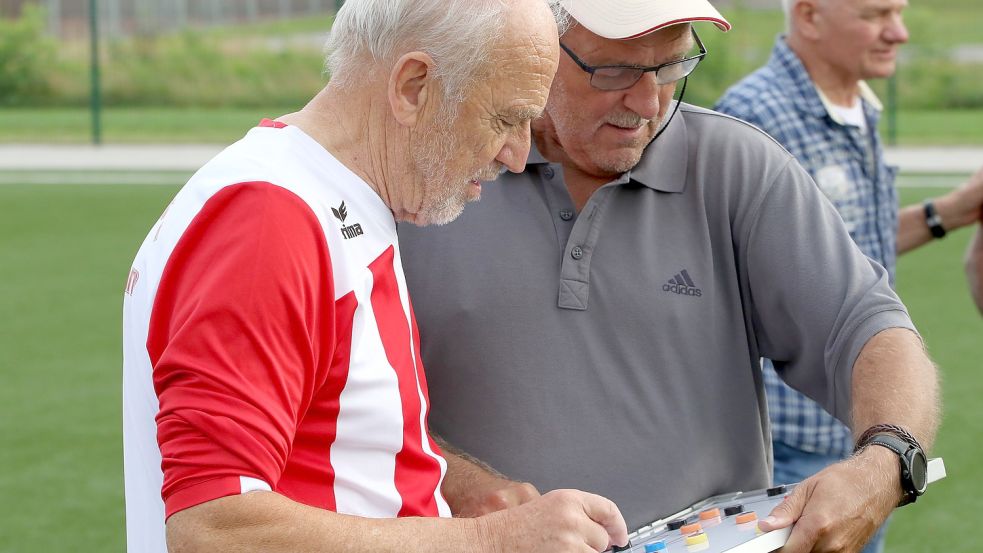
left=923, top=200, right=946, bottom=239
left=863, top=434, right=921, bottom=506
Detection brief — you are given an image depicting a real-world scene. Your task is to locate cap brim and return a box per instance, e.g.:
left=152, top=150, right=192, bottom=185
left=559, top=0, right=732, bottom=40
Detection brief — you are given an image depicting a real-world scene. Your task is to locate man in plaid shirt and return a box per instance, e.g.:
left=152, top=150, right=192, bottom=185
left=716, top=0, right=983, bottom=551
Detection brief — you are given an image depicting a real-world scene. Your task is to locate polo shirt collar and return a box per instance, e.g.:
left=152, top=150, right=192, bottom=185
left=769, top=35, right=882, bottom=122
left=524, top=102, right=690, bottom=194
left=627, top=101, right=689, bottom=193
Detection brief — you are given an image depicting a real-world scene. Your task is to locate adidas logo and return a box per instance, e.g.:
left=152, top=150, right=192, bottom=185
left=663, top=269, right=702, bottom=297
left=331, top=201, right=364, bottom=240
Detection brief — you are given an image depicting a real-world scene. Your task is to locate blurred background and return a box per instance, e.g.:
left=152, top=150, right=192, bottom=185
left=0, top=0, right=980, bottom=551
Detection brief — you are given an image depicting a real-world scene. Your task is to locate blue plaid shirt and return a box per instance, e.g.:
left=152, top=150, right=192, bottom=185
left=715, top=36, right=900, bottom=458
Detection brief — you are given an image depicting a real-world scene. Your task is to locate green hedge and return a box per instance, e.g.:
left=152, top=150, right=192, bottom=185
left=0, top=4, right=56, bottom=106
left=46, top=31, right=327, bottom=108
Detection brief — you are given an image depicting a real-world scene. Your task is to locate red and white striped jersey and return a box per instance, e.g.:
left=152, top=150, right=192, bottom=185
left=122, top=120, right=450, bottom=552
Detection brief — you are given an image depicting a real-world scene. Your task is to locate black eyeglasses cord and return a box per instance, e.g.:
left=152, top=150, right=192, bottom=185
left=649, top=75, right=688, bottom=145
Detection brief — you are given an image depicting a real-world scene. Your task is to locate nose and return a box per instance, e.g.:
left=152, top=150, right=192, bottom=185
left=883, top=12, right=909, bottom=44
left=622, top=72, right=663, bottom=122
left=496, top=121, right=532, bottom=173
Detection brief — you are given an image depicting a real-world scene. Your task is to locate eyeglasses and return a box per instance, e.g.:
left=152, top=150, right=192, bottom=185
left=560, top=28, right=707, bottom=91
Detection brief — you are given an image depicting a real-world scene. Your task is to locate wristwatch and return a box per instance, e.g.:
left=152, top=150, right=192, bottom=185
left=923, top=200, right=946, bottom=239
left=860, top=433, right=929, bottom=506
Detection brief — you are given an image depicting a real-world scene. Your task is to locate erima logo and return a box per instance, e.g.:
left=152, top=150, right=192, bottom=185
left=331, top=201, right=364, bottom=239
left=663, top=269, right=702, bottom=297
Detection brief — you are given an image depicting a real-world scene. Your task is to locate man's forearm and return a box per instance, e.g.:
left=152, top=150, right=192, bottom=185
left=898, top=171, right=983, bottom=255
left=437, top=436, right=540, bottom=517
left=167, top=482, right=628, bottom=553
left=966, top=226, right=983, bottom=314
left=849, top=327, right=940, bottom=450
left=167, top=491, right=478, bottom=553
left=896, top=203, right=935, bottom=255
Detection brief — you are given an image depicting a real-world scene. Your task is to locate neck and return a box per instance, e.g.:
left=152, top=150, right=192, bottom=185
left=277, top=83, right=408, bottom=218
left=532, top=122, right=615, bottom=212
left=786, top=34, right=861, bottom=107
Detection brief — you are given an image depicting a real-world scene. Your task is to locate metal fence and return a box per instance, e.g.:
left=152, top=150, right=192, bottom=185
left=0, top=0, right=343, bottom=40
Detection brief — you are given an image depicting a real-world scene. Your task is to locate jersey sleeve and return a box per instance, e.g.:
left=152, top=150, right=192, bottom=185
left=146, top=181, right=336, bottom=518
left=741, top=161, right=915, bottom=424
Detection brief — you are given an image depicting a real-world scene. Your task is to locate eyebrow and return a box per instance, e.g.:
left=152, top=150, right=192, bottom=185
left=504, top=106, right=545, bottom=121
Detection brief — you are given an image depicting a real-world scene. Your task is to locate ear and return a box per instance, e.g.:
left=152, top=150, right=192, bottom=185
left=794, top=0, right=823, bottom=41
left=388, top=52, right=436, bottom=128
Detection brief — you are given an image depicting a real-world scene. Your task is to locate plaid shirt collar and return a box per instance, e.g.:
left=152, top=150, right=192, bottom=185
left=769, top=36, right=883, bottom=126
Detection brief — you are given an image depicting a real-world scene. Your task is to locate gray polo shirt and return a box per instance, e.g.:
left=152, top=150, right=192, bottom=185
left=398, top=104, right=913, bottom=531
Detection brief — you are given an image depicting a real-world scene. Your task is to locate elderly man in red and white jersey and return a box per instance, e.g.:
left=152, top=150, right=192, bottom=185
left=121, top=0, right=629, bottom=551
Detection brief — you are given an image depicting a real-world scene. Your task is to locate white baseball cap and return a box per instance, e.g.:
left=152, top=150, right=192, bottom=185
left=559, top=0, right=731, bottom=39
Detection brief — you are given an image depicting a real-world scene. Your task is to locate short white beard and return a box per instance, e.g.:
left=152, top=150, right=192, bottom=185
left=410, top=110, right=471, bottom=226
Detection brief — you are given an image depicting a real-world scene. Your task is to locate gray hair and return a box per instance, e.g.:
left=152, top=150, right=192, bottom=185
left=327, top=0, right=567, bottom=106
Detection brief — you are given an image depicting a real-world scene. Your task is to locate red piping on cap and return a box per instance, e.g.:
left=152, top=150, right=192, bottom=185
left=620, top=17, right=731, bottom=40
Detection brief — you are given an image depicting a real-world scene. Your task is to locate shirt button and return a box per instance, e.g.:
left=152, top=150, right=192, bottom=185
left=543, top=166, right=555, bottom=179
left=559, top=209, right=574, bottom=221
left=571, top=246, right=584, bottom=260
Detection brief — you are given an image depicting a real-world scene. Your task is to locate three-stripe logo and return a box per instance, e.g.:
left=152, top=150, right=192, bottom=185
left=663, top=269, right=703, bottom=297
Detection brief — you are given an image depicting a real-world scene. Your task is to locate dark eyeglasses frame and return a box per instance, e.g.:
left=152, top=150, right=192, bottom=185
left=559, top=27, right=707, bottom=91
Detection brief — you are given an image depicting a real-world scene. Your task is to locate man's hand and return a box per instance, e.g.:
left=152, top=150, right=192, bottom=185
left=455, top=477, right=541, bottom=517
left=758, top=447, right=903, bottom=553
left=477, top=489, right=629, bottom=552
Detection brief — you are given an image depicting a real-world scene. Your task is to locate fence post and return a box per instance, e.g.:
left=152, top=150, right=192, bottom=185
left=89, top=0, right=103, bottom=145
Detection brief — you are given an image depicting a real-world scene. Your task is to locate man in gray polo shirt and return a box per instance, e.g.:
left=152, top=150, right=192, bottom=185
left=399, top=1, right=940, bottom=551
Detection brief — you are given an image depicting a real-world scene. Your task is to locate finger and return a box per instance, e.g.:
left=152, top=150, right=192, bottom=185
left=760, top=484, right=809, bottom=531
left=581, top=518, right=616, bottom=552
left=778, top=512, right=822, bottom=553
left=579, top=493, right=629, bottom=548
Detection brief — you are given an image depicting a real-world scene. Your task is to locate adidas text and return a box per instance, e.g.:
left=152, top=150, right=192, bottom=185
left=662, top=283, right=703, bottom=297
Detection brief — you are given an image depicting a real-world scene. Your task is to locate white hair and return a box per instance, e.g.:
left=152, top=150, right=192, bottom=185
left=327, top=0, right=566, bottom=105
left=552, top=3, right=574, bottom=36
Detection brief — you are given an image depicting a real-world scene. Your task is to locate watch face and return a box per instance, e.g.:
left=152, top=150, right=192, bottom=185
left=909, top=449, right=929, bottom=493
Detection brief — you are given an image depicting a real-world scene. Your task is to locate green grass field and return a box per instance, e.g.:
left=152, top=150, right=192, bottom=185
left=0, top=182, right=980, bottom=551
left=3, top=107, right=983, bottom=146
